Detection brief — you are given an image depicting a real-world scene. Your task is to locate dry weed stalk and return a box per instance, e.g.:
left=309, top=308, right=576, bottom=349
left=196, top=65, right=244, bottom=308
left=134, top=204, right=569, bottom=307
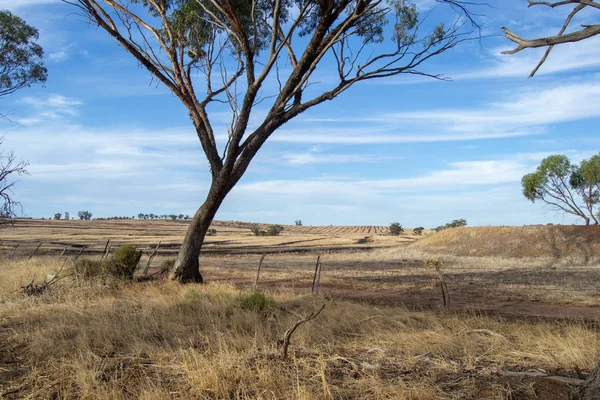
left=279, top=304, right=325, bottom=359
left=424, top=258, right=450, bottom=307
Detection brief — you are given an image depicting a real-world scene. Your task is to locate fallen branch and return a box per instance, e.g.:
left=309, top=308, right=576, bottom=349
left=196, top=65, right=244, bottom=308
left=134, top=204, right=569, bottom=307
left=21, top=268, right=69, bottom=296
left=279, top=304, right=326, bottom=359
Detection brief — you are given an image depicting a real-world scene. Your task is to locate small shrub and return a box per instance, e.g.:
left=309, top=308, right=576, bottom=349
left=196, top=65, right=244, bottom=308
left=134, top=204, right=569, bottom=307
left=237, top=291, right=275, bottom=312
left=413, top=227, right=424, bottom=235
left=206, top=228, right=217, bottom=236
left=266, top=224, right=284, bottom=236
left=389, top=222, right=404, bottom=236
left=72, top=259, right=107, bottom=279
left=295, top=219, right=302, bottom=226
left=250, top=225, right=262, bottom=236
left=108, top=245, right=142, bottom=279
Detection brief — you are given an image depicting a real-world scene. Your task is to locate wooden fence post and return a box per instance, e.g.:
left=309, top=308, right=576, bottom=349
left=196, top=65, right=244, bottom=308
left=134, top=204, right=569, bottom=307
left=101, top=239, right=111, bottom=260
left=143, top=242, right=161, bottom=277
left=311, top=255, right=321, bottom=294
left=253, top=253, right=267, bottom=290
left=74, top=246, right=86, bottom=260
left=314, top=262, right=323, bottom=295
left=29, top=242, right=43, bottom=259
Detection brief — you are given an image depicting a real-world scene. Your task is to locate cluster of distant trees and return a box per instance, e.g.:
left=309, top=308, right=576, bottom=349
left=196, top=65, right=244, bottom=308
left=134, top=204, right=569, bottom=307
left=137, top=213, right=191, bottom=221
left=435, top=219, right=467, bottom=232
left=49, top=211, right=192, bottom=221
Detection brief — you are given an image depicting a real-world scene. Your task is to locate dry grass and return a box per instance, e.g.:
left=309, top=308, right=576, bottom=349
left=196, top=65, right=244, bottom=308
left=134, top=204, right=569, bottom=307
left=1, top=258, right=599, bottom=399
left=412, top=225, right=600, bottom=261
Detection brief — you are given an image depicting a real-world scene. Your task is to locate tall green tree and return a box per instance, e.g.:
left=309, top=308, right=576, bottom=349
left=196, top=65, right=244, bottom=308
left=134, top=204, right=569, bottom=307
left=0, top=10, right=47, bottom=100
left=0, top=10, right=46, bottom=223
left=66, top=0, right=479, bottom=282
left=522, top=154, right=600, bottom=225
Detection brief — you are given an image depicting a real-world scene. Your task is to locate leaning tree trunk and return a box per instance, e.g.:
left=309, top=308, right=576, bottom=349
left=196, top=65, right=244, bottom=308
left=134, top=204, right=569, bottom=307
left=571, top=362, right=600, bottom=400
left=169, top=182, right=230, bottom=283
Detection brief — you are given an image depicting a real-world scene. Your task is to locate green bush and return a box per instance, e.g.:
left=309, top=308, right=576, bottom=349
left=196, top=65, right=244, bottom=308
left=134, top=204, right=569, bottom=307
left=251, top=224, right=284, bottom=236
left=206, top=228, right=217, bottom=236
left=108, top=244, right=142, bottom=279
left=389, top=222, right=404, bottom=236
left=266, top=224, right=284, bottom=236
left=237, top=291, right=275, bottom=312
left=250, top=225, right=262, bottom=236
left=72, top=245, right=141, bottom=280
left=413, top=227, right=424, bottom=235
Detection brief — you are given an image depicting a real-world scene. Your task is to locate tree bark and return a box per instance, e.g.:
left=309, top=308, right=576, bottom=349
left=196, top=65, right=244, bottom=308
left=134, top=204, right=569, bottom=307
left=169, top=182, right=229, bottom=283
left=571, top=362, right=600, bottom=400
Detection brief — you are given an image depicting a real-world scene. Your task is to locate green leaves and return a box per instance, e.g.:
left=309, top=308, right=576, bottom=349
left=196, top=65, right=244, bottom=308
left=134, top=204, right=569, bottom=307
left=521, top=172, right=545, bottom=202
left=0, top=10, right=47, bottom=97
left=521, top=154, right=600, bottom=224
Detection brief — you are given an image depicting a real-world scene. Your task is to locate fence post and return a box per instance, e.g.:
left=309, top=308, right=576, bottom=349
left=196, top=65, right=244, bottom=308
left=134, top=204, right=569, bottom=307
left=311, top=255, right=321, bottom=294
left=253, top=253, right=267, bottom=290
left=143, top=242, right=161, bottom=277
left=29, top=242, right=43, bottom=259
left=101, top=239, right=111, bottom=260
left=74, top=246, right=86, bottom=260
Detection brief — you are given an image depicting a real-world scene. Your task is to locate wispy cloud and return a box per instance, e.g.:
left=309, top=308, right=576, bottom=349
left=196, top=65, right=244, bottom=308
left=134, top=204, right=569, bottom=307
left=458, top=37, right=600, bottom=79
left=0, top=0, right=60, bottom=10
left=19, top=94, right=83, bottom=125
left=283, top=152, right=402, bottom=165
left=273, top=79, right=600, bottom=145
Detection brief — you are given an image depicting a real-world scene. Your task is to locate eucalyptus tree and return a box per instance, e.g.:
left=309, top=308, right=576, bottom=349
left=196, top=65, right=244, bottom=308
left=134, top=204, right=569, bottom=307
left=0, top=10, right=47, bottom=102
left=0, top=10, right=47, bottom=223
left=66, top=0, right=479, bottom=282
left=522, top=154, right=600, bottom=225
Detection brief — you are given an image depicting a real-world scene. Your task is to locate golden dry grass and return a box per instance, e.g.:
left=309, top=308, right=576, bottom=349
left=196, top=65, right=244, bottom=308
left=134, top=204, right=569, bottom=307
left=1, top=258, right=599, bottom=399
left=412, top=225, right=600, bottom=261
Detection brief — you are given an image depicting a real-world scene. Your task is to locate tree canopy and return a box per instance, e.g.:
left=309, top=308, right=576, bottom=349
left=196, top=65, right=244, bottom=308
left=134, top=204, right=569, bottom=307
left=522, top=154, right=600, bottom=225
left=0, top=10, right=47, bottom=99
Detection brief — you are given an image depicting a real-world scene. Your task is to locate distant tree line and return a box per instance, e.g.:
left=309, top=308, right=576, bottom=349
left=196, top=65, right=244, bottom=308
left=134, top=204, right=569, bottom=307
left=435, top=219, right=467, bottom=232
left=50, top=212, right=192, bottom=221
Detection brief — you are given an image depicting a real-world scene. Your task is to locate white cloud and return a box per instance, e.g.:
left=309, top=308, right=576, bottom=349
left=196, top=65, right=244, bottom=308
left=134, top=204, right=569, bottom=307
left=283, top=152, right=401, bottom=165
left=236, top=159, right=529, bottom=197
left=386, top=81, right=600, bottom=134
left=48, top=50, right=69, bottom=63
left=18, top=95, right=83, bottom=125
left=0, top=0, right=60, bottom=10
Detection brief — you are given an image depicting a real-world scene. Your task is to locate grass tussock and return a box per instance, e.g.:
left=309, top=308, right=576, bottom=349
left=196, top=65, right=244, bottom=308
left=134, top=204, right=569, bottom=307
left=0, top=258, right=599, bottom=399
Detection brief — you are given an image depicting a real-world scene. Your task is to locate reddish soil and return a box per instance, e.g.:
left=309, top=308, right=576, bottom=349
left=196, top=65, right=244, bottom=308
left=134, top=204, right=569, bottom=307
left=208, top=274, right=600, bottom=323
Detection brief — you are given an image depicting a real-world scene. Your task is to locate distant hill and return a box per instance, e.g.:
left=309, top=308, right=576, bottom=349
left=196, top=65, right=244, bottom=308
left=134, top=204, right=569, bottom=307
left=410, top=225, right=600, bottom=260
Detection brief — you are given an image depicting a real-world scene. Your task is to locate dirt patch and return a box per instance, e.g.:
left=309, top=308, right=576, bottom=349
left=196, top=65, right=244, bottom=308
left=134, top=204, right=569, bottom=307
left=209, top=273, right=600, bottom=323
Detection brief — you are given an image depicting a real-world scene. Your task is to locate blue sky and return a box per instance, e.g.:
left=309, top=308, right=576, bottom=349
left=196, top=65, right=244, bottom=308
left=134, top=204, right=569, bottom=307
left=1, top=0, right=600, bottom=227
